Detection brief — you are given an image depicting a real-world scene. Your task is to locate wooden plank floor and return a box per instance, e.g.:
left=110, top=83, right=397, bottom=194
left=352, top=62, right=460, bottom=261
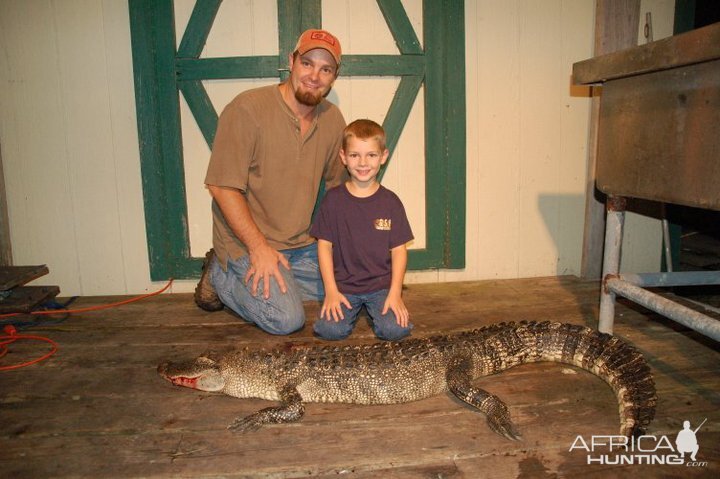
left=1, top=276, right=718, bottom=478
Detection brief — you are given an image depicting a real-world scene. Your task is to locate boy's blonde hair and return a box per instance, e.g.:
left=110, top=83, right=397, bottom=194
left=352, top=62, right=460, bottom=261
left=342, top=119, right=386, bottom=151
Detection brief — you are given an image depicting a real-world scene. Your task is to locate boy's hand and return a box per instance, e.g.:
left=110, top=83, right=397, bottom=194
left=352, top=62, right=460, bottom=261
left=383, top=293, right=409, bottom=328
left=320, top=290, right=351, bottom=322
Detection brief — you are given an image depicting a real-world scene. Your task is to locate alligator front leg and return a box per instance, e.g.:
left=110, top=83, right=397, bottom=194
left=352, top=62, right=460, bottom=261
left=228, top=384, right=305, bottom=433
left=446, top=355, right=522, bottom=441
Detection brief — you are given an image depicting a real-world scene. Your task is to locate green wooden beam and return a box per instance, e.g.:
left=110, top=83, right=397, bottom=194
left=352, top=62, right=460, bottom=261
left=277, top=0, right=322, bottom=80
left=277, top=0, right=322, bottom=50
left=177, top=54, right=424, bottom=80
left=340, top=55, right=425, bottom=76
left=443, top=2, right=467, bottom=269
left=278, top=0, right=302, bottom=73
left=424, top=0, right=466, bottom=269
left=299, top=0, right=321, bottom=32
left=176, top=56, right=280, bottom=80
left=377, top=0, right=422, bottom=54
left=407, top=247, right=438, bottom=268
left=177, top=0, right=222, bottom=58
left=130, top=0, right=195, bottom=280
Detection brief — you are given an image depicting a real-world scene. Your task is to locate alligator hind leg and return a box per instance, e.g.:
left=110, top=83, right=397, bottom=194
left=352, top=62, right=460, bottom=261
left=446, top=355, right=522, bottom=441
left=228, top=384, right=305, bottom=433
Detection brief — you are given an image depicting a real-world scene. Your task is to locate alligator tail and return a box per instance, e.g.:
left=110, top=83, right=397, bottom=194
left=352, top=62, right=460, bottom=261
left=491, top=321, right=657, bottom=437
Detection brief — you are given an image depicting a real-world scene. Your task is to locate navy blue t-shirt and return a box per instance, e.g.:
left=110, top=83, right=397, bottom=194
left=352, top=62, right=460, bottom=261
left=310, top=184, right=413, bottom=294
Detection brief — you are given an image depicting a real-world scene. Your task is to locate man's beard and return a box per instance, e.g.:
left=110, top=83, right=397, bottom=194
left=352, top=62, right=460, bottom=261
left=294, top=87, right=328, bottom=107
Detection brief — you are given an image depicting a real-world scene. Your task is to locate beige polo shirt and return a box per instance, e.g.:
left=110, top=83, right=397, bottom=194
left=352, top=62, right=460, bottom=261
left=205, top=84, right=346, bottom=268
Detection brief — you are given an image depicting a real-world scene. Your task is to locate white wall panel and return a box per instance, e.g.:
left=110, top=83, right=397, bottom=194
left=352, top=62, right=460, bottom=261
left=101, top=0, right=152, bottom=294
left=423, top=0, right=597, bottom=285
left=54, top=0, right=127, bottom=294
left=2, top=0, right=86, bottom=294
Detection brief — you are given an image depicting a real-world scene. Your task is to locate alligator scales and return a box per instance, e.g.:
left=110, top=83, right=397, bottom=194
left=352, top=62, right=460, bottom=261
left=158, top=321, right=656, bottom=439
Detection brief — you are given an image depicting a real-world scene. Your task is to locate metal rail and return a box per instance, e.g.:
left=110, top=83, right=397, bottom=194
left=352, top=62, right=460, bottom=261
left=605, top=277, right=720, bottom=342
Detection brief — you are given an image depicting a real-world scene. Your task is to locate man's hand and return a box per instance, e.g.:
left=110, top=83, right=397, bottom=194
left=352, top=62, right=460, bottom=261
left=207, top=185, right=290, bottom=300
left=245, top=243, right=290, bottom=299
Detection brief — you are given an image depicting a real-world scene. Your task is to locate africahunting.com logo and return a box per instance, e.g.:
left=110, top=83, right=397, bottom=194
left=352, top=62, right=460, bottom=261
left=569, top=419, right=708, bottom=467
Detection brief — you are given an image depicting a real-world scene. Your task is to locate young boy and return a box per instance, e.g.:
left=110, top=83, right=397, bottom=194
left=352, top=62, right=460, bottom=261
left=310, top=119, right=414, bottom=341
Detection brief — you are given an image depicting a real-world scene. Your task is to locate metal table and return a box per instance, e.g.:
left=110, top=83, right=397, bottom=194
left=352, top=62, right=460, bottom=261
left=572, top=22, right=720, bottom=341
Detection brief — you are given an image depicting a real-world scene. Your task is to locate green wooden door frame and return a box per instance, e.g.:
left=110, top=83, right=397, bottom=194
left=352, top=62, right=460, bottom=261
left=129, top=0, right=465, bottom=280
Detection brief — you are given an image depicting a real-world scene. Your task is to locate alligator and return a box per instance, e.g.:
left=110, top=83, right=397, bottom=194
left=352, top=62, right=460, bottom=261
left=157, top=321, right=656, bottom=440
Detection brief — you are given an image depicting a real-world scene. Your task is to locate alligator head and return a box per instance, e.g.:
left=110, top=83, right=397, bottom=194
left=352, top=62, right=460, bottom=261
left=157, top=352, right=225, bottom=392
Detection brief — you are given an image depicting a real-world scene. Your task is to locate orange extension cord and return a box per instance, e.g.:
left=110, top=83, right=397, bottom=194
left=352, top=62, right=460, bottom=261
left=0, top=279, right=174, bottom=371
left=0, top=325, right=58, bottom=371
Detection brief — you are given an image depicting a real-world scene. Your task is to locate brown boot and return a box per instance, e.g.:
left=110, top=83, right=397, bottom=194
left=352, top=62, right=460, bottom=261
left=194, top=249, right=223, bottom=312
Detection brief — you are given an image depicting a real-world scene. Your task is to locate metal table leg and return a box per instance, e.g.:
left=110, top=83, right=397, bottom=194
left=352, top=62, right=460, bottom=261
left=599, top=196, right=626, bottom=334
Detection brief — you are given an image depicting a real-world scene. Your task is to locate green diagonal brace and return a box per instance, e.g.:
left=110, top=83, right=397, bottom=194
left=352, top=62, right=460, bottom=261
left=179, top=80, right=218, bottom=148
left=177, top=0, right=222, bottom=58
left=377, top=0, right=422, bottom=54
left=379, top=74, right=424, bottom=181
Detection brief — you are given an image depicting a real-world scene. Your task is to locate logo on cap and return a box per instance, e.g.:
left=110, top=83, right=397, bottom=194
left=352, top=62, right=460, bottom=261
left=310, top=31, right=337, bottom=47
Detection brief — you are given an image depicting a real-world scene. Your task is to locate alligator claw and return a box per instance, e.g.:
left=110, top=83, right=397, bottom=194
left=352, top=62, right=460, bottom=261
left=483, top=397, right=522, bottom=441
left=486, top=414, right=522, bottom=441
left=227, top=400, right=303, bottom=433
left=228, top=414, right=264, bottom=433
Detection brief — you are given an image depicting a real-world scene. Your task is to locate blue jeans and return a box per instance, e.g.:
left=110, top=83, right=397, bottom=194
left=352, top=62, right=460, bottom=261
left=313, top=289, right=413, bottom=341
left=209, top=243, right=324, bottom=335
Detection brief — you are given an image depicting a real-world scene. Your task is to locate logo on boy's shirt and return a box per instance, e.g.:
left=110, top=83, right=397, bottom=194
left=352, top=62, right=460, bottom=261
left=374, top=218, right=392, bottom=231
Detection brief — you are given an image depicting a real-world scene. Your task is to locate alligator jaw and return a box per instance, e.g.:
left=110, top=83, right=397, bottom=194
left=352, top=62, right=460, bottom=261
left=157, top=362, right=199, bottom=389
left=157, top=358, right=225, bottom=392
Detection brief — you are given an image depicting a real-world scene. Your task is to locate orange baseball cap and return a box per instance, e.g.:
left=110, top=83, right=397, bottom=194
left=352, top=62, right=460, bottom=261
left=294, top=29, right=342, bottom=65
